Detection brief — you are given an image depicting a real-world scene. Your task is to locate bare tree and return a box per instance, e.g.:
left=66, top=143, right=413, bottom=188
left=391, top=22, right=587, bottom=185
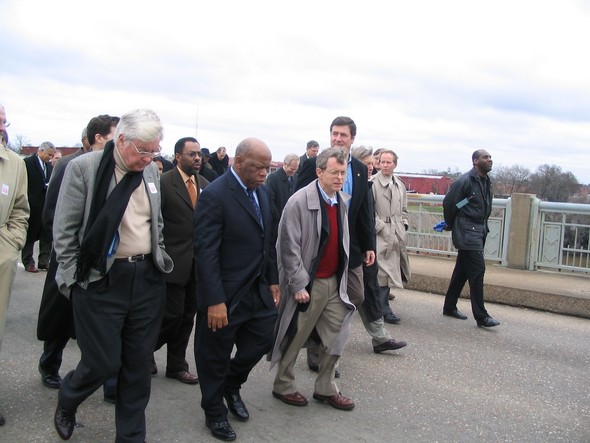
left=529, top=164, right=579, bottom=202
left=9, top=134, right=31, bottom=153
left=491, top=165, right=530, bottom=196
left=421, top=167, right=462, bottom=179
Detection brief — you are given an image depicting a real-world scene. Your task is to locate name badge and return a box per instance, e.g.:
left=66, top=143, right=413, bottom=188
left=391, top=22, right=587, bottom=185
left=1, top=184, right=8, bottom=195
left=148, top=182, right=158, bottom=194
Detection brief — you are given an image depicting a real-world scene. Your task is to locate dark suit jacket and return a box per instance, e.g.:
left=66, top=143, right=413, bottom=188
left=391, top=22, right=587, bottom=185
left=296, top=154, right=308, bottom=175
left=194, top=169, right=279, bottom=314
left=37, top=149, right=84, bottom=340
left=43, top=149, right=84, bottom=239
left=265, top=167, right=296, bottom=239
left=24, top=153, right=52, bottom=239
left=296, top=155, right=375, bottom=268
left=161, top=167, right=209, bottom=285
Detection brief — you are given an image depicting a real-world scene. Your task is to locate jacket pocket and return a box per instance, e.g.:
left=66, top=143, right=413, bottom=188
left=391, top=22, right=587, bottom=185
left=463, top=222, right=484, bottom=245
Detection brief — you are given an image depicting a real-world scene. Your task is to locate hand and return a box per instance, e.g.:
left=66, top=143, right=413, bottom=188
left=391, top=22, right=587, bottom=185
left=293, top=289, right=310, bottom=304
left=207, top=303, right=228, bottom=332
left=364, top=250, right=376, bottom=266
left=270, top=284, right=281, bottom=306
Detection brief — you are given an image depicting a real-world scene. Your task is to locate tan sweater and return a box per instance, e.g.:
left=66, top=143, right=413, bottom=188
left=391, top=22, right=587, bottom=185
left=113, top=146, right=151, bottom=257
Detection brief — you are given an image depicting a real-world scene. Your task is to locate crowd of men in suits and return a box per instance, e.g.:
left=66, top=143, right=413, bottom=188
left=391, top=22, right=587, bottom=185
left=0, top=106, right=498, bottom=442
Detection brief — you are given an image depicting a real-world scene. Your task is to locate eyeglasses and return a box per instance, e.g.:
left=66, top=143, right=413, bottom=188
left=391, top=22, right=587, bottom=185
left=183, top=151, right=203, bottom=158
left=130, top=140, right=161, bottom=159
left=325, top=170, right=347, bottom=178
left=1, top=120, right=9, bottom=127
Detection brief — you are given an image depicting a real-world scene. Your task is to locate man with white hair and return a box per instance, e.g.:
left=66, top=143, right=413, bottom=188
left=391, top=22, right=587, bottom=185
left=0, top=104, right=29, bottom=426
left=52, top=109, right=173, bottom=442
left=22, top=141, right=55, bottom=272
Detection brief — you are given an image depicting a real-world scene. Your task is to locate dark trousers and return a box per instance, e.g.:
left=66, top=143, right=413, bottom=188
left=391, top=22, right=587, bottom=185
left=194, top=287, right=277, bottom=421
left=38, top=250, right=117, bottom=397
left=58, top=259, right=165, bottom=443
left=155, top=276, right=198, bottom=373
left=40, top=336, right=69, bottom=375
left=379, top=286, right=394, bottom=316
left=443, top=249, right=489, bottom=321
left=22, top=237, right=51, bottom=267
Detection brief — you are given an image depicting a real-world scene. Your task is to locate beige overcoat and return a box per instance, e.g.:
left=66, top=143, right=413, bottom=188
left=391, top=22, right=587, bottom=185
left=370, top=171, right=411, bottom=288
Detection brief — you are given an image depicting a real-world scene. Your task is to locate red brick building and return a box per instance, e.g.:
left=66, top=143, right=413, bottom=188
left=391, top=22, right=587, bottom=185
left=396, top=173, right=454, bottom=195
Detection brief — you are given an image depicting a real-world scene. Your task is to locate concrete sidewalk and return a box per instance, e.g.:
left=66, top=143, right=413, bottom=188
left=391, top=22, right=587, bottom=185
left=406, top=253, right=590, bottom=319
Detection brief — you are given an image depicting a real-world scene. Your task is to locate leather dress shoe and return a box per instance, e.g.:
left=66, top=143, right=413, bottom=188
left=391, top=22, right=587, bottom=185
left=443, top=308, right=468, bottom=320
left=39, top=365, right=62, bottom=389
left=313, top=392, right=355, bottom=411
left=165, top=370, right=199, bottom=384
left=223, top=390, right=249, bottom=421
left=477, top=316, right=500, bottom=327
left=373, top=339, right=408, bottom=354
left=272, top=391, right=308, bottom=407
left=54, top=402, right=76, bottom=440
left=383, top=313, right=401, bottom=324
left=206, top=419, right=236, bottom=441
left=25, top=264, right=39, bottom=273
left=38, top=263, right=49, bottom=270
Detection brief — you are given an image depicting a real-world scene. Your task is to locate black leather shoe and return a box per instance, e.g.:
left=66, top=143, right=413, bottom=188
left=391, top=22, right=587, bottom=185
left=384, top=313, right=401, bottom=324
left=443, top=308, right=468, bottom=320
left=39, top=365, right=62, bottom=389
left=373, top=339, right=408, bottom=354
left=223, top=390, right=249, bottom=422
left=477, top=316, right=500, bottom=327
left=206, top=419, right=236, bottom=441
left=54, top=402, right=76, bottom=440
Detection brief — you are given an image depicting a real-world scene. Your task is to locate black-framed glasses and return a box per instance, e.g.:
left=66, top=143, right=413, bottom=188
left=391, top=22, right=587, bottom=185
left=130, top=140, right=161, bottom=159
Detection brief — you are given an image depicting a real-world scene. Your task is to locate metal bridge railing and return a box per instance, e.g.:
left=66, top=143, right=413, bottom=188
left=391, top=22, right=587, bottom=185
left=407, top=194, right=590, bottom=274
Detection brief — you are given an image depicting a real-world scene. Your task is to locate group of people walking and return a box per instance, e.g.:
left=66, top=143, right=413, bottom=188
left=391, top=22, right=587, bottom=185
left=0, top=105, right=499, bottom=442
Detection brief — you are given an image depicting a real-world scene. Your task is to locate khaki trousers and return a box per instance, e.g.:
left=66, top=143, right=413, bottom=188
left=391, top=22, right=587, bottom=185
left=273, top=276, right=348, bottom=396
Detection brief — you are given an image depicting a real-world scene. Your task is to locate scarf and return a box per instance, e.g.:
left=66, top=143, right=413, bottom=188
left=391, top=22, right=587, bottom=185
left=75, top=140, right=143, bottom=283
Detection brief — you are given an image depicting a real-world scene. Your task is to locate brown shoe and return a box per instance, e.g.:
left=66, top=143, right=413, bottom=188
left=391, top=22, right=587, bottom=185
left=272, top=391, right=308, bottom=407
left=313, top=392, right=355, bottom=410
left=165, top=370, right=199, bottom=384
left=25, top=264, right=39, bottom=273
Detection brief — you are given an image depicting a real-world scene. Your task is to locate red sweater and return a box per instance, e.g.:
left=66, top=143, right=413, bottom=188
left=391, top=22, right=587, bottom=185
left=316, top=201, right=339, bottom=278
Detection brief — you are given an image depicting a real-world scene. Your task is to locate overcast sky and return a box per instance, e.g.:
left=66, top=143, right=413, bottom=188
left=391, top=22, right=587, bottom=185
left=3, top=0, right=590, bottom=182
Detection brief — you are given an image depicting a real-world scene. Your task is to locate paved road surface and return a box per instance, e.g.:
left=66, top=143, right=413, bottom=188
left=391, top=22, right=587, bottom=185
left=1, top=266, right=589, bottom=442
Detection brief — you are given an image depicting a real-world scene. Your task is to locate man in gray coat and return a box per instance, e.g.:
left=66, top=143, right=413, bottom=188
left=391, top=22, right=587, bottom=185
left=52, top=109, right=173, bottom=442
left=270, top=148, right=356, bottom=411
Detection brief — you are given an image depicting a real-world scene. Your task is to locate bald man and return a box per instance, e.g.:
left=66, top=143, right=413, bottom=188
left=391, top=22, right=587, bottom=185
left=194, top=138, right=280, bottom=441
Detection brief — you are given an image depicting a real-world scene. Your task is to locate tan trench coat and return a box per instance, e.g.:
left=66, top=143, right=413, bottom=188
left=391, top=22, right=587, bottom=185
left=370, top=171, right=411, bottom=288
